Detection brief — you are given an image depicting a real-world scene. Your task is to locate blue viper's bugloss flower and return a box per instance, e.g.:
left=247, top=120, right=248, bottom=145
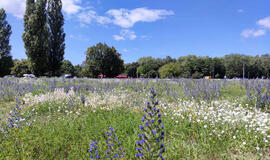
left=245, top=82, right=270, bottom=109
left=4, top=98, right=24, bottom=131
left=104, top=127, right=125, bottom=159
left=88, top=140, right=100, bottom=159
left=88, top=127, right=125, bottom=159
left=136, top=86, right=165, bottom=160
left=80, top=94, right=86, bottom=105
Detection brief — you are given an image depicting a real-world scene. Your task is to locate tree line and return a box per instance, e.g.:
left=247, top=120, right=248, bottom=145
left=0, top=0, right=270, bottom=79
left=10, top=52, right=269, bottom=79
left=125, top=54, right=270, bottom=79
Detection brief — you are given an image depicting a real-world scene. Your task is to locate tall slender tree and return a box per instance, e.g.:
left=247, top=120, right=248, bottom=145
left=0, top=8, right=13, bottom=77
left=47, top=0, right=65, bottom=76
left=23, top=0, right=35, bottom=31
left=22, top=0, right=49, bottom=76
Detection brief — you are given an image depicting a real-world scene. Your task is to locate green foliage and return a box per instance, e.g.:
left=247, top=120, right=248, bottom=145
left=196, top=56, right=214, bottom=77
left=173, top=54, right=270, bottom=79
left=22, top=0, right=49, bottom=77
left=0, top=8, right=11, bottom=59
left=137, top=57, right=160, bottom=78
left=0, top=56, right=13, bottom=77
left=245, top=55, right=263, bottom=78
left=213, top=57, right=225, bottom=78
left=0, top=8, right=13, bottom=77
left=177, top=55, right=214, bottom=79
left=191, top=71, right=203, bottom=79
left=60, top=60, right=74, bottom=76
left=47, top=0, right=65, bottom=77
left=158, top=62, right=181, bottom=78
left=125, top=62, right=139, bottom=78
left=10, top=59, right=31, bottom=77
left=224, top=54, right=242, bottom=78
left=74, top=64, right=83, bottom=77
left=178, top=55, right=197, bottom=78
left=260, top=54, right=270, bottom=78
left=223, top=54, right=267, bottom=79
left=84, top=43, right=124, bottom=78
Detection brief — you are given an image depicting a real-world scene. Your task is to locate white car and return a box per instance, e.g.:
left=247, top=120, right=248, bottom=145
left=23, top=74, right=36, bottom=78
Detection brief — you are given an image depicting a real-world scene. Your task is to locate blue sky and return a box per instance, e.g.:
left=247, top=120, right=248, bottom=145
left=1, top=0, right=270, bottom=65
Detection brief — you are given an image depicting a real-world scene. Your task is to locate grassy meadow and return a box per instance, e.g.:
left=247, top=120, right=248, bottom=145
left=0, top=78, right=269, bottom=159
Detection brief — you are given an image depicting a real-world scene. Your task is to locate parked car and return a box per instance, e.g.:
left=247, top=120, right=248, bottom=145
left=23, top=74, right=36, bottom=78
left=64, top=74, right=73, bottom=79
left=3, top=75, right=16, bottom=78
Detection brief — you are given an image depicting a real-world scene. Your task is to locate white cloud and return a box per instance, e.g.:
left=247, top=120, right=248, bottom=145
left=241, top=16, right=270, bottom=38
left=257, top=16, right=270, bottom=29
left=0, top=1, right=174, bottom=30
left=0, top=0, right=81, bottom=18
left=113, top=35, right=125, bottom=41
left=113, top=29, right=136, bottom=41
left=237, top=9, right=244, bottom=13
left=0, top=0, right=26, bottom=18
left=62, top=0, right=82, bottom=15
left=68, top=34, right=89, bottom=41
left=241, top=29, right=266, bottom=38
left=107, top=8, right=174, bottom=28
left=78, top=10, right=111, bottom=26
left=122, top=48, right=128, bottom=52
left=78, top=7, right=174, bottom=28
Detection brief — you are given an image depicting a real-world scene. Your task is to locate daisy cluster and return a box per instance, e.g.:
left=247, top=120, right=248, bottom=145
left=164, top=99, right=270, bottom=146
left=84, top=88, right=147, bottom=110
left=22, top=87, right=75, bottom=106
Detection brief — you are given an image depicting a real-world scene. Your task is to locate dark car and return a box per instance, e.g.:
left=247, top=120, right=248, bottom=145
left=64, top=74, right=73, bottom=79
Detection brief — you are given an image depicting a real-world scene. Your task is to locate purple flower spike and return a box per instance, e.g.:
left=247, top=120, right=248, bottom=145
left=136, top=86, right=165, bottom=159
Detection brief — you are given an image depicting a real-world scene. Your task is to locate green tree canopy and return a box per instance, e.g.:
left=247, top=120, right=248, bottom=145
left=74, top=64, right=83, bottom=77
left=0, top=8, right=13, bottom=77
left=60, top=60, right=74, bottom=76
left=212, top=57, right=225, bottom=78
left=177, top=55, right=197, bottom=78
left=158, top=62, right=181, bottom=78
left=260, top=54, right=270, bottom=78
left=84, top=43, right=124, bottom=78
left=11, top=59, right=31, bottom=77
left=224, top=54, right=246, bottom=78
left=137, top=57, right=160, bottom=78
left=125, top=62, right=139, bottom=78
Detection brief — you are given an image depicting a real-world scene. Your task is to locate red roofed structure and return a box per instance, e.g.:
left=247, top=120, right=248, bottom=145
left=98, top=74, right=106, bottom=78
left=98, top=74, right=128, bottom=78
left=116, top=75, right=128, bottom=78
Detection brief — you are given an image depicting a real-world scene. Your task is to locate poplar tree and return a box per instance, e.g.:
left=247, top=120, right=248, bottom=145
left=22, top=0, right=49, bottom=76
left=0, top=8, right=13, bottom=77
left=48, top=0, right=65, bottom=76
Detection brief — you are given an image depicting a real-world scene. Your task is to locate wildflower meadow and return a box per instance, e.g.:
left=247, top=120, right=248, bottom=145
left=0, top=77, right=269, bottom=159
